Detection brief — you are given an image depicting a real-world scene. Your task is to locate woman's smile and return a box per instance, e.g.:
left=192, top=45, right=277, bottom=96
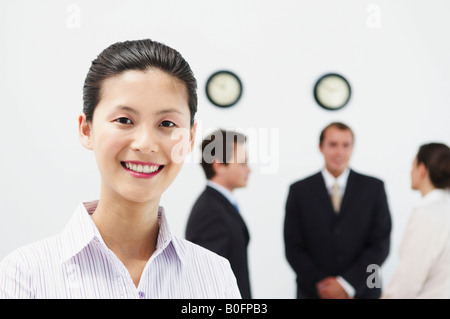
left=121, top=160, right=165, bottom=179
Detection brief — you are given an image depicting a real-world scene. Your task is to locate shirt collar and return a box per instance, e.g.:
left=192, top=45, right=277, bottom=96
left=60, top=201, right=185, bottom=265
left=321, top=167, right=350, bottom=193
left=417, top=188, right=450, bottom=207
left=207, top=180, right=238, bottom=206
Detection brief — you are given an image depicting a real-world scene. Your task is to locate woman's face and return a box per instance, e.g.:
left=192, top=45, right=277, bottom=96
left=79, top=69, right=196, bottom=204
left=410, top=156, right=424, bottom=190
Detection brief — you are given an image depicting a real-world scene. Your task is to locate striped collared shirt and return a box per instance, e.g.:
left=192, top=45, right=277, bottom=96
left=0, top=201, right=241, bottom=299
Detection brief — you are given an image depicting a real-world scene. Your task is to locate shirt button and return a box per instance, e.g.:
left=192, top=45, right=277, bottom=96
left=138, top=291, right=145, bottom=299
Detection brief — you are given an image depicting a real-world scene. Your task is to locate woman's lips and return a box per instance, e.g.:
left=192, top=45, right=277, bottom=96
left=121, top=161, right=164, bottom=178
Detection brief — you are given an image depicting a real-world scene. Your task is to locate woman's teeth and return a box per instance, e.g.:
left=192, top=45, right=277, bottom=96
left=124, top=162, right=160, bottom=174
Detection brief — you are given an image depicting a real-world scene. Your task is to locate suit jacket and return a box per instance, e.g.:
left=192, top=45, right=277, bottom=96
left=284, top=169, right=392, bottom=299
left=186, top=186, right=252, bottom=299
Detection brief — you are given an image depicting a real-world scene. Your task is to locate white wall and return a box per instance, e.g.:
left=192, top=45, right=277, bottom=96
left=1, top=0, right=449, bottom=298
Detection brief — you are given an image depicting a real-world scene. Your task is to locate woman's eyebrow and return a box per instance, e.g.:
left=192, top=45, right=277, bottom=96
left=155, top=108, right=186, bottom=116
left=114, top=106, right=185, bottom=116
left=115, top=105, right=139, bottom=115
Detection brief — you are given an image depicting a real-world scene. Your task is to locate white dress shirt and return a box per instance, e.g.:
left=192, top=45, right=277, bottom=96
left=383, top=189, right=450, bottom=298
left=0, top=201, right=241, bottom=299
left=321, top=167, right=355, bottom=298
left=321, top=167, right=350, bottom=196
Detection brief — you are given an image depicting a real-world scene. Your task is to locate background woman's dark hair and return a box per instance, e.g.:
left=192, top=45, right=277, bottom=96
left=83, top=39, right=197, bottom=126
left=417, top=143, right=450, bottom=189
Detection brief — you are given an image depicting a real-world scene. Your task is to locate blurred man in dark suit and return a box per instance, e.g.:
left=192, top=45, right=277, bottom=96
left=186, top=129, right=252, bottom=298
left=284, top=122, right=391, bottom=299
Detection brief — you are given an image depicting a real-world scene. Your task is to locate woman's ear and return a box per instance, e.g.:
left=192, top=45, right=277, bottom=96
left=78, top=113, right=94, bottom=150
left=418, top=162, right=429, bottom=179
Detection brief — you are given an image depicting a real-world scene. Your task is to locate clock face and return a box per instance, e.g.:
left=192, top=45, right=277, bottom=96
left=314, top=73, right=351, bottom=110
left=206, top=71, right=242, bottom=108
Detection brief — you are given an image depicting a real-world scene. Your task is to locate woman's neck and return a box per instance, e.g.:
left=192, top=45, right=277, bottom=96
left=91, top=187, right=160, bottom=286
left=419, top=175, right=436, bottom=197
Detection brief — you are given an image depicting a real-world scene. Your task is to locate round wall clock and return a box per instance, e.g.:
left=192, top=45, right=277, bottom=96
left=313, top=73, right=351, bottom=111
left=205, top=70, right=243, bottom=108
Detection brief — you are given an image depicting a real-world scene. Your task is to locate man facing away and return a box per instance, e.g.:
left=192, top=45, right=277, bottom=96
left=186, top=129, right=252, bottom=299
left=284, top=122, right=392, bottom=299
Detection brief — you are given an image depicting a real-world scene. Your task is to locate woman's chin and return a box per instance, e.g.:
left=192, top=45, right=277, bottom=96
left=114, top=189, right=162, bottom=205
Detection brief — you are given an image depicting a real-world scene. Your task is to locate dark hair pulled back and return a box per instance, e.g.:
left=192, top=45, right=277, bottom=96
left=417, top=143, right=450, bottom=189
left=83, top=39, right=197, bottom=126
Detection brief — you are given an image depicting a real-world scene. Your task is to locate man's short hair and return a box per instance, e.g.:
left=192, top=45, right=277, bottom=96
left=200, top=129, right=246, bottom=180
left=319, top=122, right=355, bottom=145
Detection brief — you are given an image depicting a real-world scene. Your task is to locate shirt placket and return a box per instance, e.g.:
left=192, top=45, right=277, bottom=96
left=93, top=238, right=136, bottom=299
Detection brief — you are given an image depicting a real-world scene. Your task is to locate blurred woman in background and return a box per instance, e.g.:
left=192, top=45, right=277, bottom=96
left=383, top=142, right=450, bottom=298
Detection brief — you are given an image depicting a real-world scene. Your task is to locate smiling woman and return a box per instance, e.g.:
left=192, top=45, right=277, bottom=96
left=0, top=39, right=241, bottom=299
left=79, top=69, right=193, bottom=205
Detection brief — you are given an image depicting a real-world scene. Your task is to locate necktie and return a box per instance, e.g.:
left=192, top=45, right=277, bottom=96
left=331, top=181, right=342, bottom=213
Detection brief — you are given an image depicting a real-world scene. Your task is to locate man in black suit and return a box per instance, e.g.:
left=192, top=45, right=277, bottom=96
left=284, top=122, right=391, bottom=299
left=186, top=129, right=252, bottom=299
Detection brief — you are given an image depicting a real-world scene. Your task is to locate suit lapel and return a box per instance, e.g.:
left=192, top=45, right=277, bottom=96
left=312, top=172, right=336, bottom=214
left=340, top=169, right=357, bottom=214
left=206, top=186, right=250, bottom=240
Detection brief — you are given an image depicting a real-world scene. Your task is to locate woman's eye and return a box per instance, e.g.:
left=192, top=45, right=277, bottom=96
left=159, top=120, right=175, bottom=128
left=115, top=117, right=133, bottom=125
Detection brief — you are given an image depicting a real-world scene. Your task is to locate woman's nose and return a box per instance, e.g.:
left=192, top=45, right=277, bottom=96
left=130, top=127, right=159, bottom=154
